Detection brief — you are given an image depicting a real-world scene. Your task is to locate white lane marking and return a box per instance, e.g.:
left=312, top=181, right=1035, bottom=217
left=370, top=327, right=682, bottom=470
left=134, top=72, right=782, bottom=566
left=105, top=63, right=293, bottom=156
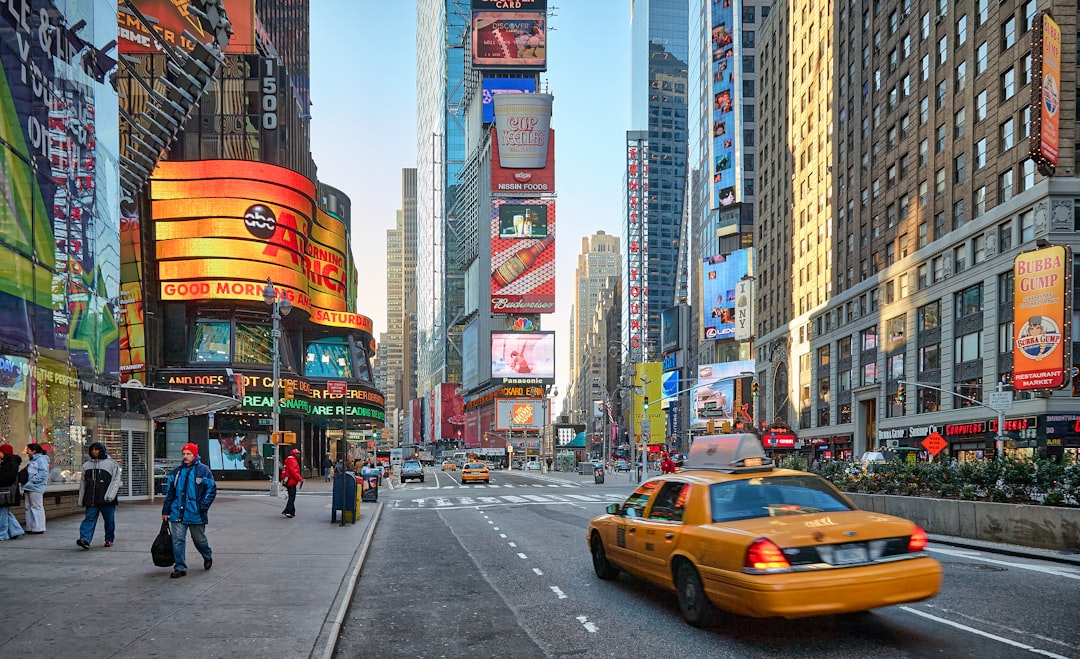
left=929, top=547, right=1080, bottom=580
left=517, top=552, right=528, bottom=559
left=899, top=606, right=1071, bottom=659
left=487, top=520, right=494, bottom=524
left=433, top=497, right=453, bottom=507
left=522, top=494, right=554, bottom=502
left=920, top=603, right=1079, bottom=653
left=533, top=568, right=543, bottom=576
left=499, top=534, right=507, bottom=538
left=550, top=586, right=567, bottom=599
left=508, top=542, right=517, bottom=547
left=502, top=495, right=528, bottom=503
left=479, top=497, right=501, bottom=504
left=576, top=616, right=599, bottom=633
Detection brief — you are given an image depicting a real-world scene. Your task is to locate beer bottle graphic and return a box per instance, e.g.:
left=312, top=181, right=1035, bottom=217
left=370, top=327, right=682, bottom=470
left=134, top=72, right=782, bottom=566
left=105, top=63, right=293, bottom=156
left=493, top=235, right=554, bottom=288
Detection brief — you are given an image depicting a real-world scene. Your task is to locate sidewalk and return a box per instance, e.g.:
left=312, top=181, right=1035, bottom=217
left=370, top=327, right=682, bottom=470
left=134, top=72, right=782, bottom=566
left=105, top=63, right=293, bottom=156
left=0, top=478, right=378, bottom=659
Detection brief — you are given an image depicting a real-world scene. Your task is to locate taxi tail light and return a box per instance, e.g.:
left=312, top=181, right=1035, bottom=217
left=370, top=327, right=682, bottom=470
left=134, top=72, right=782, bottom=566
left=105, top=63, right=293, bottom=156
left=907, top=526, right=929, bottom=552
left=745, top=538, right=791, bottom=571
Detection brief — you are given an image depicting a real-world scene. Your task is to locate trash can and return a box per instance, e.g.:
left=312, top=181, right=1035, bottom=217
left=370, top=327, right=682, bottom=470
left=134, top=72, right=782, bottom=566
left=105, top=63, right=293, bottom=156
left=360, top=466, right=379, bottom=502
left=593, top=465, right=605, bottom=484
left=331, top=471, right=358, bottom=525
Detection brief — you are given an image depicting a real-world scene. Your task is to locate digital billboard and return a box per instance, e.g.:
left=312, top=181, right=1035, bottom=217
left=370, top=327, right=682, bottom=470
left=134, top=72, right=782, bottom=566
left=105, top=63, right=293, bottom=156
left=482, top=78, right=537, bottom=123
left=691, top=361, right=755, bottom=427
left=490, top=198, right=556, bottom=313
left=1013, top=245, right=1072, bottom=390
left=150, top=160, right=373, bottom=334
left=491, top=331, right=555, bottom=385
left=118, top=0, right=256, bottom=55
left=472, top=12, right=547, bottom=70
left=491, top=127, right=555, bottom=194
left=711, top=2, right=738, bottom=207
left=495, top=398, right=548, bottom=431
left=702, top=249, right=751, bottom=340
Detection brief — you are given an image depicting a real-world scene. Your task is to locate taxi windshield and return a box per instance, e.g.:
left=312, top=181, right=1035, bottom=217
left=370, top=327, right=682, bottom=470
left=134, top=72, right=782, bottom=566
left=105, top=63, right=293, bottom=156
left=709, top=475, right=853, bottom=523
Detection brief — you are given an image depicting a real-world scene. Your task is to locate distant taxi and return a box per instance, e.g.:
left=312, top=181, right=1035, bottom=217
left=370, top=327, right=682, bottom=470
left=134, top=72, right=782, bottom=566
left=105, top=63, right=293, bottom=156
left=586, top=434, right=941, bottom=626
left=441, top=460, right=457, bottom=471
left=461, top=462, right=490, bottom=484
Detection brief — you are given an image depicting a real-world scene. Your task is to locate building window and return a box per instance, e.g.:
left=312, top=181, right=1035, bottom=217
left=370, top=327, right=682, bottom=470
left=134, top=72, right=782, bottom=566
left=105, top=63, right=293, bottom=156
left=920, top=96, right=929, bottom=124
left=919, top=343, right=940, bottom=372
left=976, top=41, right=989, bottom=74
left=936, top=79, right=947, bottom=108
left=919, top=139, right=929, bottom=165
left=935, top=168, right=946, bottom=194
left=974, top=186, right=987, bottom=216
left=955, top=284, right=982, bottom=319
left=976, top=0, right=988, bottom=26
left=938, top=35, right=948, bottom=65
left=934, top=212, right=945, bottom=241
left=1020, top=159, right=1035, bottom=191
left=975, top=138, right=987, bottom=169
left=235, top=324, right=273, bottom=364
left=1002, top=17, right=1016, bottom=50
left=743, top=30, right=755, bottom=48
left=191, top=321, right=232, bottom=363
left=936, top=123, right=946, bottom=151
left=838, top=336, right=852, bottom=359
left=954, top=154, right=965, bottom=183
left=919, top=300, right=941, bottom=331
left=975, top=90, right=988, bottom=121
left=1001, top=68, right=1016, bottom=100
left=957, top=15, right=968, bottom=45
left=999, top=169, right=1014, bottom=203
left=862, top=325, right=878, bottom=351
left=917, top=263, right=928, bottom=289
left=919, top=387, right=940, bottom=413
left=999, top=321, right=1014, bottom=354
left=955, top=61, right=967, bottom=93
left=1000, top=118, right=1015, bottom=151
left=863, top=361, right=878, bottom=386
left=954, top=376, right=982, bottom=409
left=999, top=269, right=1014, bottom=304
left=954, top=199, right=966, bottom=229
left=998, top=219, right=1014, bottom=251
left=953, top=243, right=967, bottom=273
left=1020, top=210, right=1034, bottom=241
left=918, top=222, right=928, bottom=248
left=955, top=107, right=966, bottom=137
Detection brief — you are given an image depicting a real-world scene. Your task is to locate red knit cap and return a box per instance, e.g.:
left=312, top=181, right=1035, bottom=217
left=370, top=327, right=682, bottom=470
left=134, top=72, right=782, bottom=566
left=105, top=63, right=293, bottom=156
left=182, top=442, right=199, bottom=456
left=0, top=444, right=12, bottom=455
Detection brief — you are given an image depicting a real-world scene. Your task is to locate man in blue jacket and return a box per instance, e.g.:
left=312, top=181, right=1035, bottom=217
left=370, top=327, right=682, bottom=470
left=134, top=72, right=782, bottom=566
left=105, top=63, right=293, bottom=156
left=161, top=443, right=217, bottom=578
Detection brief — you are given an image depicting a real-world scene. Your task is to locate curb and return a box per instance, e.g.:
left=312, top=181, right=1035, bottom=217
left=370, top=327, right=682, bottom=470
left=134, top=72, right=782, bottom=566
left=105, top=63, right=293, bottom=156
left=310, top=501, right=384, bottom=659
left=928, top=534, right=1080, bottom=567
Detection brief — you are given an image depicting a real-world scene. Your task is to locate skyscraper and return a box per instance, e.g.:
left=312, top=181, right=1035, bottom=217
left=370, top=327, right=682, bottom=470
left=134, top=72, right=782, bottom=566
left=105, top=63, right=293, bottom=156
left=570, top=232, right=622, bottom=416
left=625, top=0, right=690, bottom=365
left=381, top=169, right=418, bottom=445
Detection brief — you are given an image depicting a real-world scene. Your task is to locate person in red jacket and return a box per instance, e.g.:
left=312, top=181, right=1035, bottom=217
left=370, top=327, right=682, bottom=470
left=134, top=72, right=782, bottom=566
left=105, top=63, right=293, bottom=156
left=280, top=448, right=304, bottom=518
left=660, top=453, right=677, bottom=474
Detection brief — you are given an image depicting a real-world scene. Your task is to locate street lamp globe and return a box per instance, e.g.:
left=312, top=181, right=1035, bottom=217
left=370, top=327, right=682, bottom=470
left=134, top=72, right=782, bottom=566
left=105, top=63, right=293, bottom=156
left=262, top=278, right=292, bottom=316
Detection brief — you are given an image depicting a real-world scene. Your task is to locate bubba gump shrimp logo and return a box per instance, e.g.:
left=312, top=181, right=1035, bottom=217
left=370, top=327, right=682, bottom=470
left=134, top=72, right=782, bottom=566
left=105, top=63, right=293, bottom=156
left=1016, top=315, right=1062, bottom=361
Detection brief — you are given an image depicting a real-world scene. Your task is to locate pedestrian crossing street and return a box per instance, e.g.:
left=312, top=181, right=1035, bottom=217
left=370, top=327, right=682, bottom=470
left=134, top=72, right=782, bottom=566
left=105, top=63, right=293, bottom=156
left=388, top=490, right=627, bottom=510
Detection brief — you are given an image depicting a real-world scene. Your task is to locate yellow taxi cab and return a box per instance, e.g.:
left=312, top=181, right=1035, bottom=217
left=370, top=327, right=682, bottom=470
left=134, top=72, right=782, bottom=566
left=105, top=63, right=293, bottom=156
left=441, top=460, right=457, bottom=471
left=460, top=462, right=490, bottom=484
left=586, top=433, right=941, bottom=626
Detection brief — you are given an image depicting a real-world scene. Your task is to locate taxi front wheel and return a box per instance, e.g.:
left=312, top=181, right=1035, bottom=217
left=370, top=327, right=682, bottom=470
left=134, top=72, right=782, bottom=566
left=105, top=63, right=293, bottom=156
left=591, top=535, right=619, bottom=580
left=675, top=562, right=715, bottom=627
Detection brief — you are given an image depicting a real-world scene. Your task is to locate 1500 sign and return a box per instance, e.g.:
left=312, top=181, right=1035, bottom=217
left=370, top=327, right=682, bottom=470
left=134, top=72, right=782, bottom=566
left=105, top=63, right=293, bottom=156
left=262, top=58, right=278, bottom=130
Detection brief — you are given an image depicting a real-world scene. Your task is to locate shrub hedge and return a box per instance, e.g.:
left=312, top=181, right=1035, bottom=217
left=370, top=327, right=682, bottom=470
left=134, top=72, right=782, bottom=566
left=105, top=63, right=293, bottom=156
left=777, top=455, right=1080, bottom=507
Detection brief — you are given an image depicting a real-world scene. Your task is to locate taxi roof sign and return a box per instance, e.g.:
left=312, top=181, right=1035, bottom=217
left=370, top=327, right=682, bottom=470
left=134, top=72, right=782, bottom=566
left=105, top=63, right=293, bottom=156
left=685, top=433, right=775, bottom=473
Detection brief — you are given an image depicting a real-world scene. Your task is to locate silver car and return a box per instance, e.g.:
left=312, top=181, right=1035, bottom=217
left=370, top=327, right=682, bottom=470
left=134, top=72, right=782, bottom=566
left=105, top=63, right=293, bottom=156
left=400, top=460, right=424, bottom=483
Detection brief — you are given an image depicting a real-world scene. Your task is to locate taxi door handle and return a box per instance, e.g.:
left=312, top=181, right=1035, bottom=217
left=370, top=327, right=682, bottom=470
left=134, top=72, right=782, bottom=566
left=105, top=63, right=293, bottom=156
left=627, top=526, right=636, bottom=533
left=664, top=533, right=674, bottom=540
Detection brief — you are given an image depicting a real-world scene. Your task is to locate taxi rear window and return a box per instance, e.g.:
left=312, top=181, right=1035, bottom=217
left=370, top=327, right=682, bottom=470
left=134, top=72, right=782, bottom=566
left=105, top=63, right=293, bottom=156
left=464, top=463, right=486, bottom=469
left=709, top=475, right=853, bottom=523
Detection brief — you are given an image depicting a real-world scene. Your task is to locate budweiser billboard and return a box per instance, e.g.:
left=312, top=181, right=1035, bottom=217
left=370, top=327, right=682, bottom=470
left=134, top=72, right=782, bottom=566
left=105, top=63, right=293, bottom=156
left=491, top=128, right=555, bottom=194
left=490, top=198, right=555, bottom=314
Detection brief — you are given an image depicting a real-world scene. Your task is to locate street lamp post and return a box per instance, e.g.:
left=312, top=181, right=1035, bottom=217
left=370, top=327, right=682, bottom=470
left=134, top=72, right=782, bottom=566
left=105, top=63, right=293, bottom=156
left=263, top=278, right=292, bottom=495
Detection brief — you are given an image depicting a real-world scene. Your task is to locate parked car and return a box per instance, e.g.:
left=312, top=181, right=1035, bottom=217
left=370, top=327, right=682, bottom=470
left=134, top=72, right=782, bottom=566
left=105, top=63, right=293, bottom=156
left=586, top=434, right=941, bottom=626
left=525, top=461, right=542, bottom=471
left=400, top=460, right=425, bottom=483
left=614, top=460, right=631, bottom=472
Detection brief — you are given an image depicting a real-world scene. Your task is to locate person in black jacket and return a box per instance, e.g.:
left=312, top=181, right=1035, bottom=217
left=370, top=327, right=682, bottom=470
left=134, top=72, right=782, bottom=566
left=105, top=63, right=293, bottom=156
left=76, top=442, right=122, bottom=549
left=0, top=444, right=25, bottom=541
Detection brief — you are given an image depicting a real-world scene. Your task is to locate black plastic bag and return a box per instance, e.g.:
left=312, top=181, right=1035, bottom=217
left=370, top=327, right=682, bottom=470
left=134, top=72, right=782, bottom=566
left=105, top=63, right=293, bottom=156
left=151, top=520, right=175, bottom=567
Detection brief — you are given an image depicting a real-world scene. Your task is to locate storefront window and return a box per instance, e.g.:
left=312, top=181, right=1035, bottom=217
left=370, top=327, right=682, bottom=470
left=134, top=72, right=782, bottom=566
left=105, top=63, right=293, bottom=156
left=235, top=323, right=273, bottom=364
left=919, top=389, right=940, bottom=413
left=305, top=340, right=352, bottom=378
left=954, top=378, right=983, bottom=408
left=191, top=321, right=231, bottom=362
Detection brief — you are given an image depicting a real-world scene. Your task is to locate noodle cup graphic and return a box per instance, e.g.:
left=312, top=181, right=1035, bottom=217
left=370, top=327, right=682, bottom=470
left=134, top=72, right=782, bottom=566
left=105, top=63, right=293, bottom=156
left=493, top=93, right=553, bottom=168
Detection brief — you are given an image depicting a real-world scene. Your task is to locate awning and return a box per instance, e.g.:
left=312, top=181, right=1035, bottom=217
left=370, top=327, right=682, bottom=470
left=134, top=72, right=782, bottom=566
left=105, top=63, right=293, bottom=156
left=122, top=384, right=240, bottom=421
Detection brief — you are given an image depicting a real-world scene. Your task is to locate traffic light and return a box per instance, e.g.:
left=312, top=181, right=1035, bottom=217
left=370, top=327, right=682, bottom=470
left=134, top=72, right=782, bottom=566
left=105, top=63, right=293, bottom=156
left=283, top=380, right=295, bottom=401
left=751, top=381, right=759, bottom=397
left=896, top=385, right=906, bottom=404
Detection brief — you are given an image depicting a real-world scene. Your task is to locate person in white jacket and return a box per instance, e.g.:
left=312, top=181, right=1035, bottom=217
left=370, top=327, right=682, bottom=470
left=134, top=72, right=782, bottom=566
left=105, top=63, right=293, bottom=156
left=76, top=442, right=122, bottom=549
left=22, top=443, right=50, bottom=533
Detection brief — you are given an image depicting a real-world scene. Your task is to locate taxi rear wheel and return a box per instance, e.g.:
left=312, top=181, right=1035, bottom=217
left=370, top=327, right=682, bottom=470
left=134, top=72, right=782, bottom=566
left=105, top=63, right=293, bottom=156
left=675, top=562, right=715, bottom=627
left=591, top=535, right=619, bottom=580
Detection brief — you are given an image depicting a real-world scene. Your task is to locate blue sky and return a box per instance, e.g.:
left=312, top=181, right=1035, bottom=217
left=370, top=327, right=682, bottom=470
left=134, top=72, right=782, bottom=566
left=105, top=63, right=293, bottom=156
left=310, top=2, right=632, bottom=401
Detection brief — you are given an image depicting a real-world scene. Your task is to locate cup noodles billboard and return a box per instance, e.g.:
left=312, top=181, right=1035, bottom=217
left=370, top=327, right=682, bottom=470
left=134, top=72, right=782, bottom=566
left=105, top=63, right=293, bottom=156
left=490, top=198, right=555, bottom=313
left=491, top=128, right=555, bottom=194
left=1012, top=244, right=1072, bottom=390
left=482, top=78, right=537, bottom=122
left=493, top=92, right=552, bottom=169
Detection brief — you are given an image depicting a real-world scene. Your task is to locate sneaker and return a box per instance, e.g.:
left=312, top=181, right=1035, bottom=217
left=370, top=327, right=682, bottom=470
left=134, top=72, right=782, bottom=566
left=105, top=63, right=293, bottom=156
left=204, top=558, right=213, bottom=571
left=285, top=513, right=294, bottom=518
left=103, top=541, right=113, bottom=547
left=170, top=570, right=186, bottom=578
left=76, top=538, right=90, bottom=550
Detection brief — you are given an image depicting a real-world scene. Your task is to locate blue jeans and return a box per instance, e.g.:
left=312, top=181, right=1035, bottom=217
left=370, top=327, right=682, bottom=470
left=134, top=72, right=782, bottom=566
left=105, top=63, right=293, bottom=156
left=79, top=505, right=116, bottom=544
left=0, top=506, right=24, bottom=540
left=170, top=521, right=211, bottom=573
left=324, top=467, right=331, bottom=481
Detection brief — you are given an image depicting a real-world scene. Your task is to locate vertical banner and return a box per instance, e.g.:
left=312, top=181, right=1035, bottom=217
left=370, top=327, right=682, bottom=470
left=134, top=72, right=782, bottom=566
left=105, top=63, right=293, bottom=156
left=734, top=276, right=754, bottom=342
left=625, top=132, right=649, bottom=363
left=1029, top=11, right=1061, bottom=176
left=1012, top=245, right=1072, bottom=390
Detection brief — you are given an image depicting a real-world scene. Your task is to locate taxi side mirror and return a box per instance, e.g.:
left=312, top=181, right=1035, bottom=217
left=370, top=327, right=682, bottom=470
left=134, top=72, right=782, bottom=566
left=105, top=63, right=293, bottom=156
left=606, top=503, right=620, bottom=515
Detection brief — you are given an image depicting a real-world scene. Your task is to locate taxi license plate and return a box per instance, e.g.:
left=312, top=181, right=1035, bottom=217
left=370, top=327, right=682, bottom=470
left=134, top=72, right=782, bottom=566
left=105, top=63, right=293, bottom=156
left=832, top=545, right=869, bottom=565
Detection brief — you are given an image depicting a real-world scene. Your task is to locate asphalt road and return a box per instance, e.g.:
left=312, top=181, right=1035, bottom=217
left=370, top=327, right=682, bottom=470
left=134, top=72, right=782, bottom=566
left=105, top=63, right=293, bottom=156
left=335, top=467, right=1080, bottom=659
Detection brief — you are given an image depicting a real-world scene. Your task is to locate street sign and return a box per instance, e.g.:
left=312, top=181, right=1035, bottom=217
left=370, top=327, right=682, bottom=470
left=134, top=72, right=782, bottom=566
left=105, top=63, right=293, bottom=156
left=988, top=391, right=1013, bottom=412
left=328, top=380, right=347, bottom=396
left=641, top=419, right=651, bottom=433
left=921, top=432, right=947, bottom=456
